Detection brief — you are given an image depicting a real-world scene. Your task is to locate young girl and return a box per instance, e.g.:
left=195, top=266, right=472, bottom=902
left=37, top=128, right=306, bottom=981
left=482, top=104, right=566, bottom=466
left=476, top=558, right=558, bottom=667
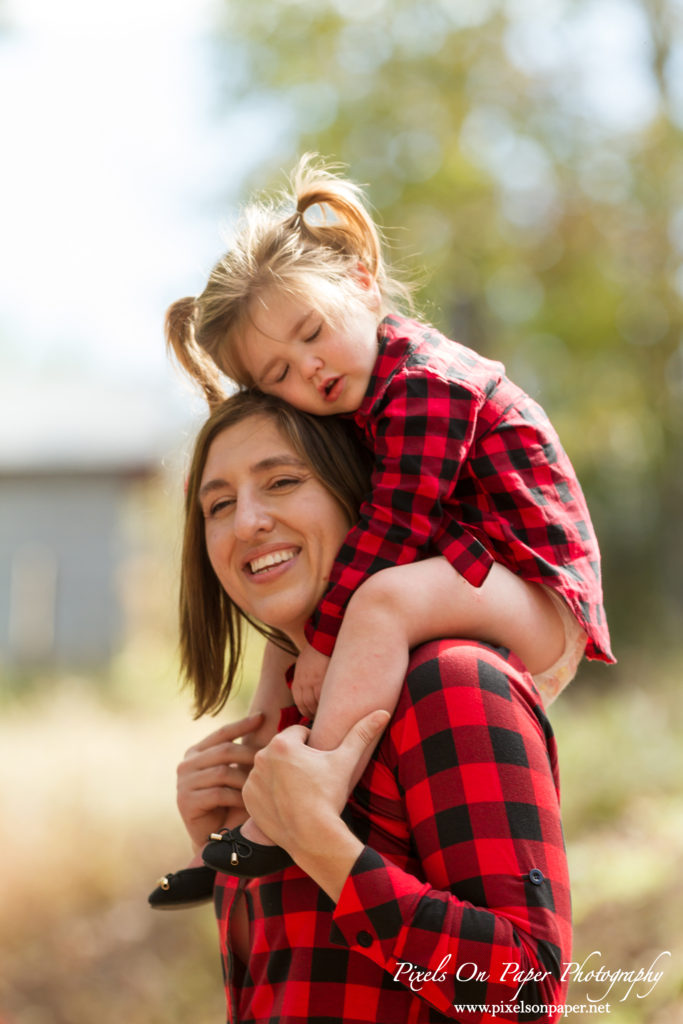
left=163, top=155, right=614, bottom=884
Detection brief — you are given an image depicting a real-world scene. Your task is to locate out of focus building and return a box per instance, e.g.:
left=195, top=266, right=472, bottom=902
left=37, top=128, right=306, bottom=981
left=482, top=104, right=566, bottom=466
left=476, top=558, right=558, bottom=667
left=0, top=379, right=188, bottom=669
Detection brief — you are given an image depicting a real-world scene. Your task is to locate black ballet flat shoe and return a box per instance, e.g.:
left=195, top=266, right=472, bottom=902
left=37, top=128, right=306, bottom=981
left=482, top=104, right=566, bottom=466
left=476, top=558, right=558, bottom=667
left=148, top=866, right=216, bottom=910
left=202, top=825, right=293, bottom=878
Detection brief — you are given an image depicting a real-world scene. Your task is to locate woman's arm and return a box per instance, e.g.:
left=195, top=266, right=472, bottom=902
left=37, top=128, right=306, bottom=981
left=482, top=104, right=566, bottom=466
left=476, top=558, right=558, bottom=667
left=244, top=642, right=571, bottom=1022
left=176, top=642, right=293, bottom=847
left=242, top=638, right=295, bottom=750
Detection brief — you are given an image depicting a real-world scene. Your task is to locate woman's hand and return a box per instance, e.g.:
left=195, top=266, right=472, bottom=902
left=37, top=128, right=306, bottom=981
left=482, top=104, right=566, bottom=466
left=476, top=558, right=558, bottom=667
left=176, top=712, right=264, bottom=851
left=291, top=641, right=330, bottom=718
left=242, top=709, right=389, bottom=901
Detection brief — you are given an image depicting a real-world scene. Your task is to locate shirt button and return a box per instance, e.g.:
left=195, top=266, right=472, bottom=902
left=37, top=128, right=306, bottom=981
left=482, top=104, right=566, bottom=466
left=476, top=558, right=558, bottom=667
left=356, top=930, right=373, bottom=947
left=528, top=869, right=545, bottom=886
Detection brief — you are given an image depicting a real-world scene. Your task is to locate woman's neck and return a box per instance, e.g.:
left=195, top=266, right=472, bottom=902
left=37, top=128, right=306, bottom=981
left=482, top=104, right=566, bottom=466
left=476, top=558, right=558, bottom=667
left=288, top=626, right=307, bottom=652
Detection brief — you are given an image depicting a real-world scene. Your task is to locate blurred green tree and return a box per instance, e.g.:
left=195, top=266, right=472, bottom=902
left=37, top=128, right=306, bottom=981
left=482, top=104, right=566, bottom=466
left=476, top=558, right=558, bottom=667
left=213, top=0, right=683, bottom=658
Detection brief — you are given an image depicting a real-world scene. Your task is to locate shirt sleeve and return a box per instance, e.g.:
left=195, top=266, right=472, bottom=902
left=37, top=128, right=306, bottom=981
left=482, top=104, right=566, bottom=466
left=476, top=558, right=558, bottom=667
left=304, top=373, right=495, bottom=655
left=330, top=643, right=572, bottom=1022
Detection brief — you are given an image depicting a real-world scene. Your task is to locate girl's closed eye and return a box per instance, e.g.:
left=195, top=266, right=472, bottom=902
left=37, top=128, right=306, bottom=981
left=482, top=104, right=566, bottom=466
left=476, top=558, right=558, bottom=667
left=304, top=323, right=322, bottom=343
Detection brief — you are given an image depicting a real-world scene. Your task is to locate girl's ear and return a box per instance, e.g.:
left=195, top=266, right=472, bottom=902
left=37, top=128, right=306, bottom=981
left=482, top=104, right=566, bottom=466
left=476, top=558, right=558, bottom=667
left=353, top=262, right=381, bottom=308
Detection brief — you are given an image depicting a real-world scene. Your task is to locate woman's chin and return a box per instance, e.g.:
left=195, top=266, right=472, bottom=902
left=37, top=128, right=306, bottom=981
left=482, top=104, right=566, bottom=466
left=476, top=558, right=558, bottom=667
left=239, top=593, right=311, bottom=648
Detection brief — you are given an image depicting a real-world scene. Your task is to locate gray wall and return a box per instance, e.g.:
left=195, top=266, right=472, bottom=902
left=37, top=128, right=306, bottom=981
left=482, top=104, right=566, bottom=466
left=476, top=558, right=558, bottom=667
left=0, top=473, right=129, bottom=668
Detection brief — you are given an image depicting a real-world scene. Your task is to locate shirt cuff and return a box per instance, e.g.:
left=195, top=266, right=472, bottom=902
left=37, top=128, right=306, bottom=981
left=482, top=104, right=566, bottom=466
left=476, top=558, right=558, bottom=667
left=433, top=530, right=494, bottom=588
left=329, top=846, right=429, bottom=966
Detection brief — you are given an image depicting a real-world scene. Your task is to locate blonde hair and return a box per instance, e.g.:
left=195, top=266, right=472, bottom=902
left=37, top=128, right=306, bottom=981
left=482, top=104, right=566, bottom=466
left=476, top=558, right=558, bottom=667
left=166, top=154, right=412, bottom=406
left=181, top=390, right=372, bottom=717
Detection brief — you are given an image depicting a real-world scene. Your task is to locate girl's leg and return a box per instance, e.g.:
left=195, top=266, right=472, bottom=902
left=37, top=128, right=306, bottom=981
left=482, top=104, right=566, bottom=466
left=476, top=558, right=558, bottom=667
left=308, top=557, right=564, bottom=773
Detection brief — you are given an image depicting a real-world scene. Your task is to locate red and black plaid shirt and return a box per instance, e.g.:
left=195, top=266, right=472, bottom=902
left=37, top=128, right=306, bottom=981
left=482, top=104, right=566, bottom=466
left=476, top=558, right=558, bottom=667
left=304, top=315, right=614, bottom=664
left=214, top=641, right=572, bottom=1023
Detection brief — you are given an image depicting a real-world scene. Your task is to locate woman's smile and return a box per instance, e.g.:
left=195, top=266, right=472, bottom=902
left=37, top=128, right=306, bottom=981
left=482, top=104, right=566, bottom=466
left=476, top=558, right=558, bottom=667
left=244, top=544, right=301, bottom=579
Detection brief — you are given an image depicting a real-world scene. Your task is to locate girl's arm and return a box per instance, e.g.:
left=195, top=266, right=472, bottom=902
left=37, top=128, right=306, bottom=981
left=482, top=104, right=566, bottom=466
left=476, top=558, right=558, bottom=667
left=304, top=372, right=491, bottom=658
left=304, top=357, right=611, bottom=668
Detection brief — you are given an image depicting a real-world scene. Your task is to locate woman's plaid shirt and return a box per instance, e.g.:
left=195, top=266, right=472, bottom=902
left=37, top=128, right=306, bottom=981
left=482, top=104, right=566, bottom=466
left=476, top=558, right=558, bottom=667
left=304, top=315, right=614, bottom=664
left=214, top=641, right=572, bottom=1023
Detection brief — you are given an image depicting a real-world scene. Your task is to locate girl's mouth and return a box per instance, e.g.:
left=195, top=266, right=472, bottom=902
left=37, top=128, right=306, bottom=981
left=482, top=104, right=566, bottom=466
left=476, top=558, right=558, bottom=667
left=323, top=376, right=344, bottom=402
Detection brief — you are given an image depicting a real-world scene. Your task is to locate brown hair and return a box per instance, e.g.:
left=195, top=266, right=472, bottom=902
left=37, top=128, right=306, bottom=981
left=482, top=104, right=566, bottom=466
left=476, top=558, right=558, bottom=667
left=180, top=389, right=372, bottom=717
left=166, top=154, right=413, bottom=406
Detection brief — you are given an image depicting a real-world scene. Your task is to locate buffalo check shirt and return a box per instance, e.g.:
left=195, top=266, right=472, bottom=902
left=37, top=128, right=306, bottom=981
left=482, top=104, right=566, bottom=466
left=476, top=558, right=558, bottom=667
left=214, top=641, right=572, bottom=1023
left=304, top=315, right=614, bottom=664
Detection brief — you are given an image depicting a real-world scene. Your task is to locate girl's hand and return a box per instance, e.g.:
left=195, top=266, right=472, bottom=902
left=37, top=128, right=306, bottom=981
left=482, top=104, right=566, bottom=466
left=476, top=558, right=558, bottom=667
left=176, top=712, right=264, bottom=850
left=291, top=642, right=330, bottom=718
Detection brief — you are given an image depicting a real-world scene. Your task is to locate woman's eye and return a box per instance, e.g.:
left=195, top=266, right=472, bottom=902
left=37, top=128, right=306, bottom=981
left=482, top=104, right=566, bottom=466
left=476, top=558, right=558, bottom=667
left=206, top=497, right=235, bottom=518
left=274, top=365, right=289, bottom=384
left=270, top=476, right=301, bottom=490
left=304, top=324, right=322, bottom=343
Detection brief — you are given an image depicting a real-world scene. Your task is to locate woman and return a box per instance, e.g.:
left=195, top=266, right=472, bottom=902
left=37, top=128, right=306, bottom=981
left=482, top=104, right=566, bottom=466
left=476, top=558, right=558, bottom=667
left=169, top=391, right=571, bottom=1023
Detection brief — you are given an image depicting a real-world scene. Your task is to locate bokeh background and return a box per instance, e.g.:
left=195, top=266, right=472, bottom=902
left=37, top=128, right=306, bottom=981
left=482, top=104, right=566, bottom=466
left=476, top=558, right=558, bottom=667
left=1, top=0, right=682, bottom=1021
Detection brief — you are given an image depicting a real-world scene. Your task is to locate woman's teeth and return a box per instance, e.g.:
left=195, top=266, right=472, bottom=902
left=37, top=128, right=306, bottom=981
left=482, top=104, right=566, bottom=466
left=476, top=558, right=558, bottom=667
left=249, top=549, right=297, bottom=574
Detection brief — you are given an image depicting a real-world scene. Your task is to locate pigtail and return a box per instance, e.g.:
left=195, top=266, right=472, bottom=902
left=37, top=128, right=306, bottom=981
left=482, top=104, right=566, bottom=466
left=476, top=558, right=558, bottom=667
left=165, top=296, right=229, bottom=410
left=288, top=154, right=414, bottom=312
left=291, top=155, right=382, bottom=279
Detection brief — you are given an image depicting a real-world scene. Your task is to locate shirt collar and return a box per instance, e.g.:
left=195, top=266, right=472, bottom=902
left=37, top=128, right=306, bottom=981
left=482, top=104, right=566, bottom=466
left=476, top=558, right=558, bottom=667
left=354, top=315, right=414, bottom=424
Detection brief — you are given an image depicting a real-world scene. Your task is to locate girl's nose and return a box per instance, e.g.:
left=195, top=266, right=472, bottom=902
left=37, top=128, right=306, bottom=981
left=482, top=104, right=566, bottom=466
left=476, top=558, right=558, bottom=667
left=300, top=350, right=324, bottom=380
left=232, top=494, right=274, bottom=541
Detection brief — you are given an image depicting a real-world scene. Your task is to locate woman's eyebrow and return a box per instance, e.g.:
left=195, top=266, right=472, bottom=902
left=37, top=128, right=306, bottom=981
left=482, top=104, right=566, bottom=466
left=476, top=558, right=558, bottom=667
left=198, top=479, right=231, bottom=501
left=198, top=456, right=308, bottom=499
left=253, top=455, right=309, bottom=473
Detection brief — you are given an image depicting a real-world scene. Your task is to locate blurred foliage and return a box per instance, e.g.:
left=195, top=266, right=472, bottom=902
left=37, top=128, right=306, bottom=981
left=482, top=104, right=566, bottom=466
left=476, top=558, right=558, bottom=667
left=0, top=630, right=267, bottom=1024
left=212, top=0, right=683, bottom=655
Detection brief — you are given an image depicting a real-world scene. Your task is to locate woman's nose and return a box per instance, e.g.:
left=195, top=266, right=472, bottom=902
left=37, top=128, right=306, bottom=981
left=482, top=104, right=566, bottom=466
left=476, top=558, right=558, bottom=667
left=232, top=494, right=274, bottom=540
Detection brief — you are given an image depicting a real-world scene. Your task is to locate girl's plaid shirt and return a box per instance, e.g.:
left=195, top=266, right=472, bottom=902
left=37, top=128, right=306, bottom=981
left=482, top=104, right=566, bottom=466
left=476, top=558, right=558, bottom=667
left=305, top=315, right=614, bottom=666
